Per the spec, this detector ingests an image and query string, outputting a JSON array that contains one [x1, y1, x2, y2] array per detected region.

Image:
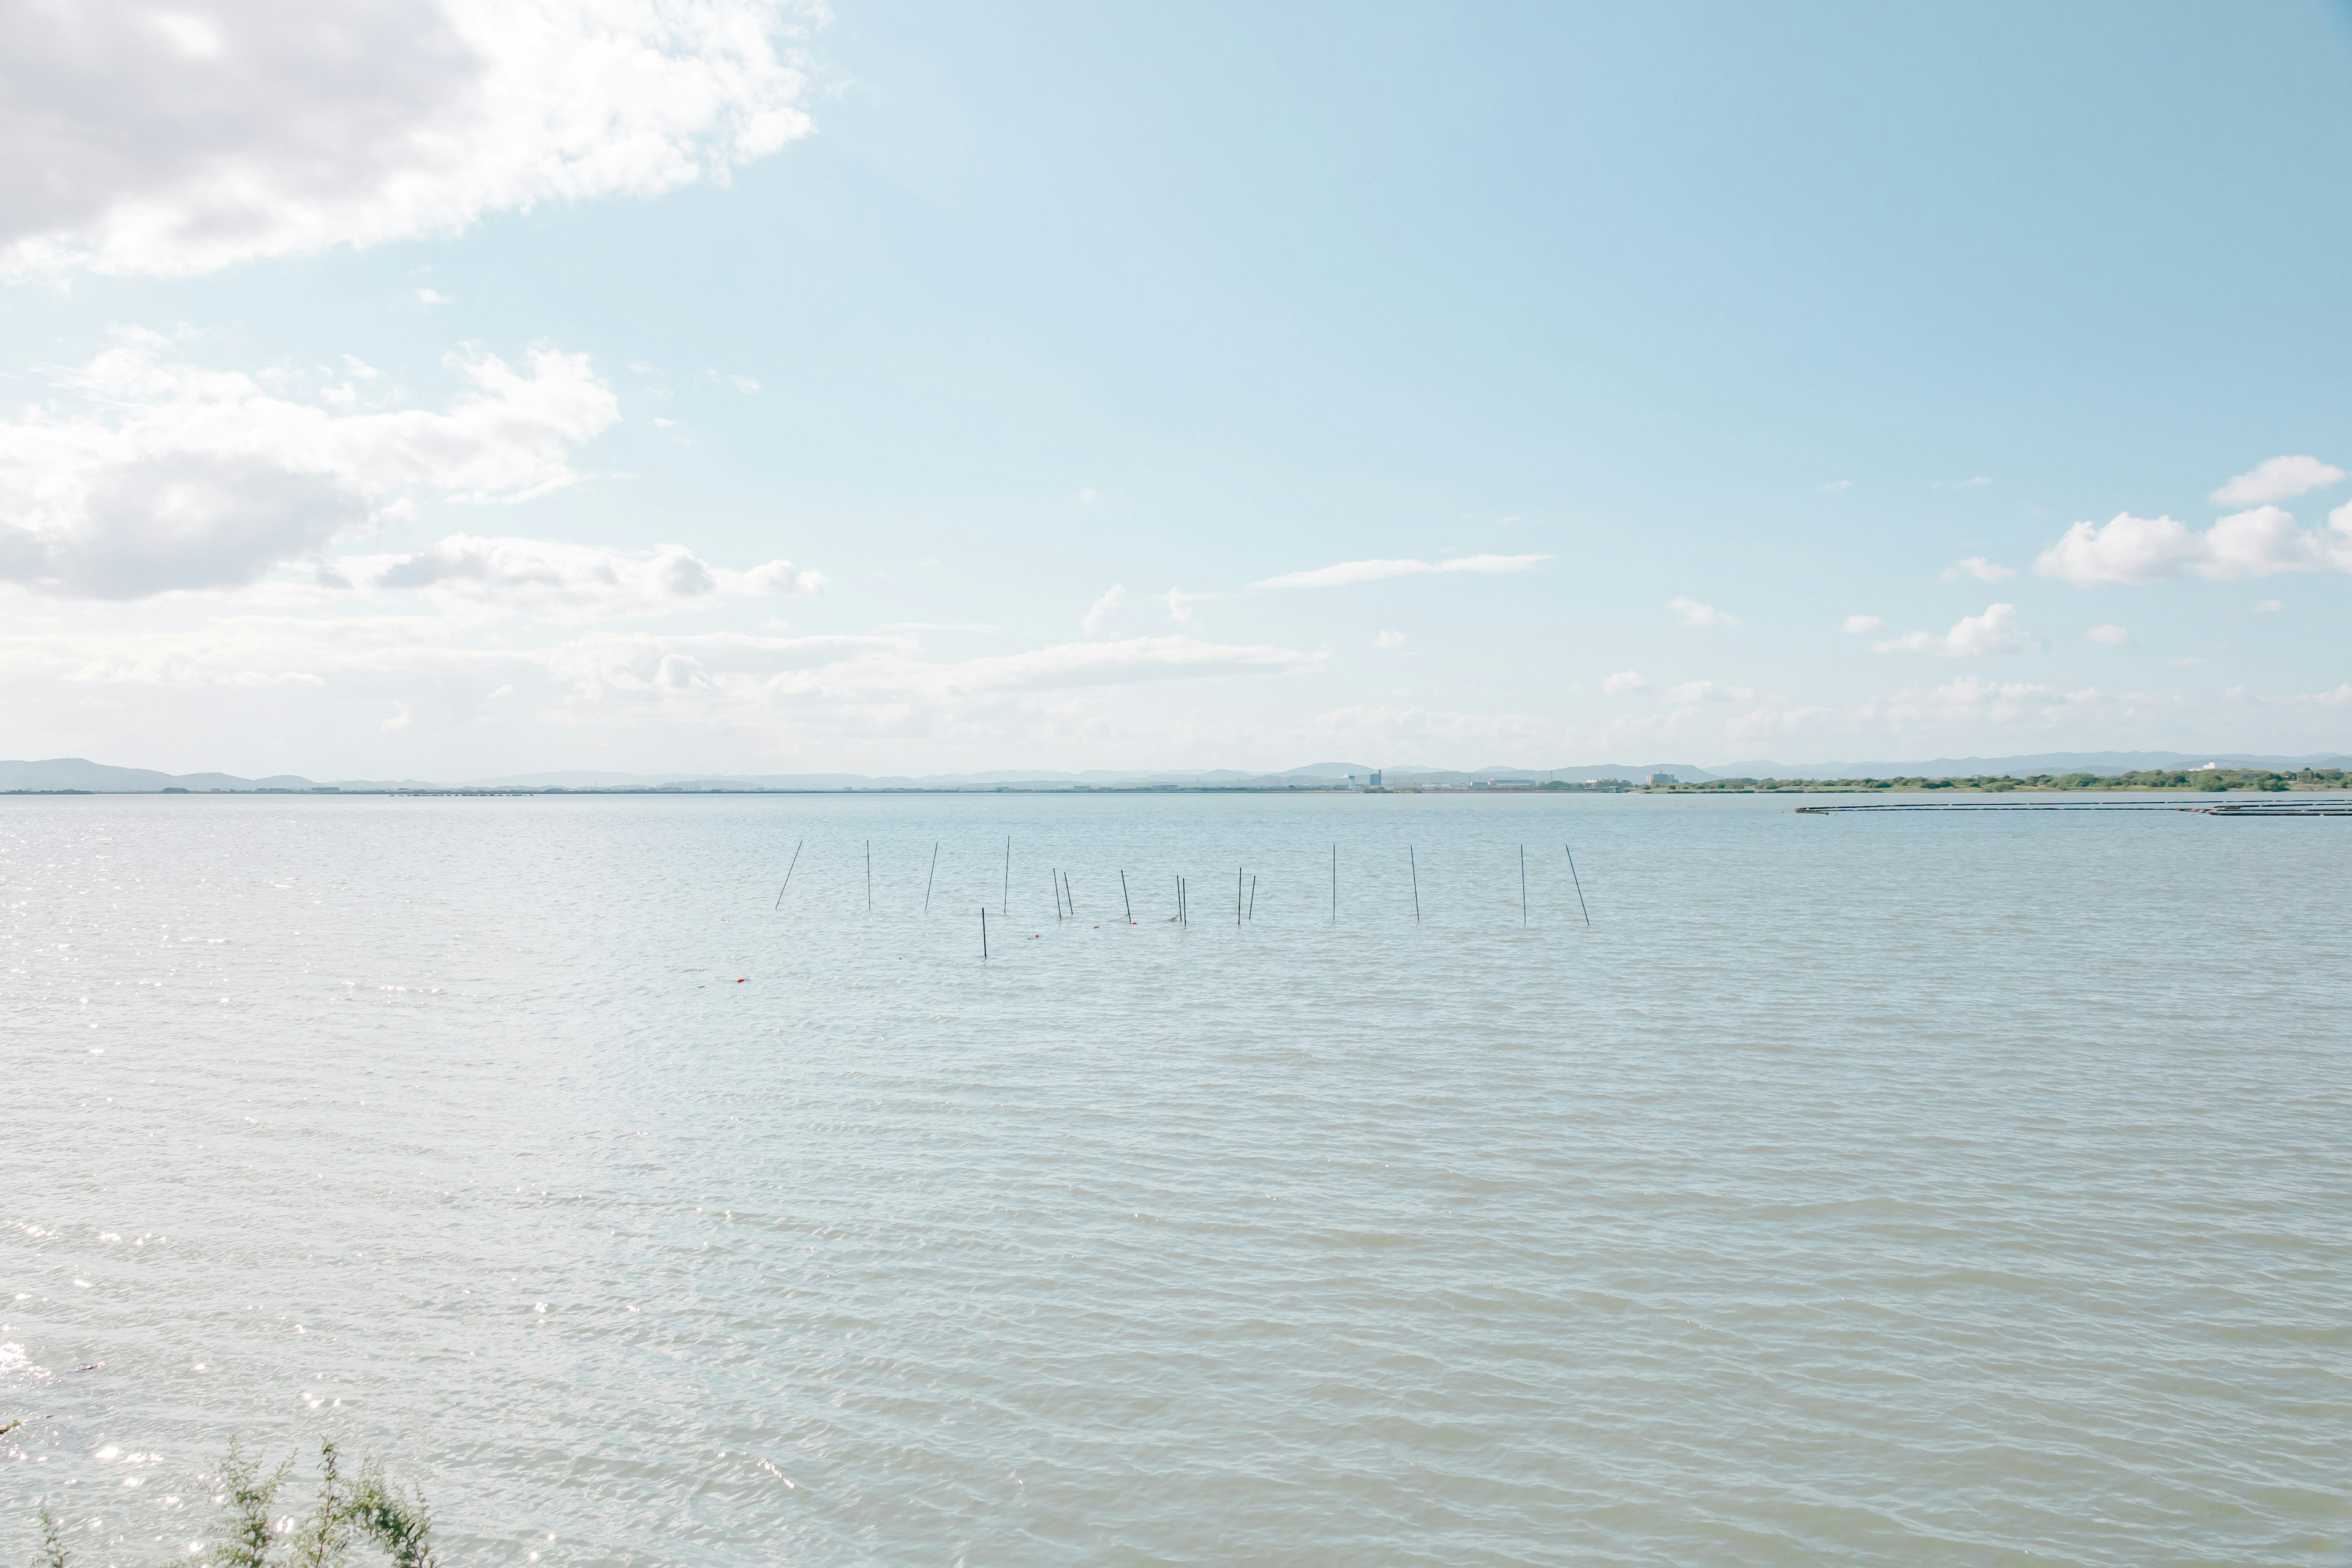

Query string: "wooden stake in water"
[[1236, 867, 1243, 925], [1120, 869, 1133, 923], [1248, 875, 1256, 920], [1520, 845, 1528, 926], [1051, 869, 1061, 921], [1565, 845, 1590, 926], [981, 907, 988, 959], [1063, 870, 1075, 918], [1330, 843, 1336, 924], [865, 840, 872, 913], [1003, 835, 1011, 916], [1409, 845, 1420, 921], [924, 841, 939, 913], [774, 838, 804, 910]]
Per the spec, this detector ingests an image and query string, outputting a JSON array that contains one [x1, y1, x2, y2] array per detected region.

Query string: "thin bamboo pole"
[[773, 839, 803, 910]]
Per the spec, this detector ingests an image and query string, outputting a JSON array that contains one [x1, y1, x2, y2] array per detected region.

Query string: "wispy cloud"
[[1248, 553, 1549, 591], [352, 535, 824, 622], [1666, 679, 1753, 704], [1841, 614, 1883, 635], [1872, 603, 2030, 656], [1942, 556, 2015, 582], [2211, 454, 2345, 507], [1602, 669, 1647, 695], [2084, 624, 2131, 646], [1082, 583, 1126, 634], [1373, 629, 1407, 650], [1668, 597, 1737, 628]]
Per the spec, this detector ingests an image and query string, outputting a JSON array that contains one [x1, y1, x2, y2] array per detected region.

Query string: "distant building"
[[1648, 772, 1675, 785], [1369, 770, 1382, 787]]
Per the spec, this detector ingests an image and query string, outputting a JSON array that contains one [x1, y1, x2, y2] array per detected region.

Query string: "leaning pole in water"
[[1565, 846, 1590, 925], [1409, 845, 1420, 921], [774, 839, 804, 910], [1120, 869, 1133, 923], [1520, 845, 1528, 927], [924, 841, 938, 912]]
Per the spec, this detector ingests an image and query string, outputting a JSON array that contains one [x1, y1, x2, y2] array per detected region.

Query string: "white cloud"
[[1074, 488, 1099, 504], [1665, 679, 1752, 704], [2302, 683, 2352, 706], [2084, 624, 2131, 646], [2211, 454, 2345, 507], [1818, 480, 1851, 495], [2035, 507, 2352, 586], [1872, 603, 2029, 657], [2255, 598, 2282, 613], [1082, 583, 1126, 635], [1954, 476, 1991, 489], [417, 288, 451, 306], [1942, 556, 2015, 582], [0, 333, 618, 597], [1667, 597, 1736, 628], [0, 0, 820, 276], [1162, 587, 1206, 624], [1373, 628, 1407, 650], [1841, 614, 1883, 635], [1248, 553, 1550, 591], [1601, 669, 1647, 695], [727, 374, 760, 395], [1933, 676, 2054, 709], [2165, 657, 2209, 668], [353, 534, 823, 620]]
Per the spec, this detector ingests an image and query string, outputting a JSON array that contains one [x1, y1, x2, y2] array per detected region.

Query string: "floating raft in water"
[[1796, 798, 2352, 816]]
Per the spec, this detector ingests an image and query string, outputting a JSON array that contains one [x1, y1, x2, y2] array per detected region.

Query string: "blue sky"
[[3, 0, 2348, 777]]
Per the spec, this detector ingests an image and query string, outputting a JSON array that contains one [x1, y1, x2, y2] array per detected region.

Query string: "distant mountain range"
[[3, 751, 2345, 795]]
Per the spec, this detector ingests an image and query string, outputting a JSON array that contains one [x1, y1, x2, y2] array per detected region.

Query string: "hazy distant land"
[[5, 752, 2350, 797]]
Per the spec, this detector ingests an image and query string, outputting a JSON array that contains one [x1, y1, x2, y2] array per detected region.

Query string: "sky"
[[2, 0, 2350, 779]]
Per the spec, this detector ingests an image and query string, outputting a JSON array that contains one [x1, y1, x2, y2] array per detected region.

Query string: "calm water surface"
[[2, 793, 2346, 1566]]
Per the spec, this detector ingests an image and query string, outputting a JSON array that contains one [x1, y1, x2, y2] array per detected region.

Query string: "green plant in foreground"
[[32, 1512, 67, 1568], [28, 1441, 433, 1568]]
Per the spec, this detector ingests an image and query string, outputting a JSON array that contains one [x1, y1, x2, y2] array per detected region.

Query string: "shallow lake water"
[[2, 791, 2346, 1565]]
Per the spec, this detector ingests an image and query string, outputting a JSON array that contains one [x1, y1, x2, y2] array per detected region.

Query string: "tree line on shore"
[[1643, 767, 2348, 794]]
